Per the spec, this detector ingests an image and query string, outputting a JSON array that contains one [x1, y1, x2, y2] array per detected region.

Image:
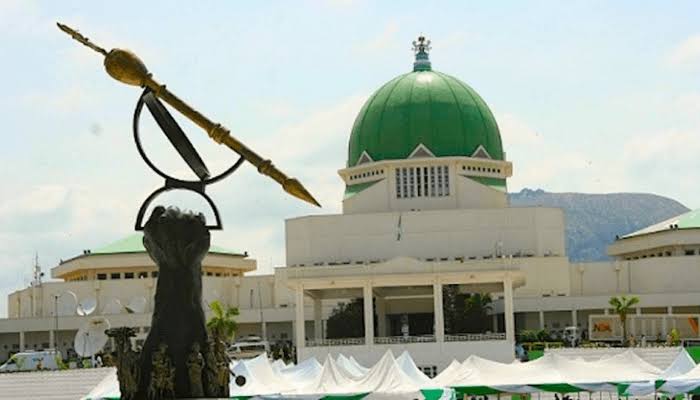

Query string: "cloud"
[[667, 34, 700, 67], [354, 21, 400, 55], [674, 92, 700, 115]]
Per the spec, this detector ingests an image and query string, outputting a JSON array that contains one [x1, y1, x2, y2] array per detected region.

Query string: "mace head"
[[104, 48, 151, 87]]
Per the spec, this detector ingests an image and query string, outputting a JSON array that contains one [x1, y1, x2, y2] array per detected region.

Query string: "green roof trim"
[[533, 384, 586, 394], [348, 70, 503, 167], [344, 180, 382, 200], [467, 176, 507, 192], [91, 233, 244, 256]]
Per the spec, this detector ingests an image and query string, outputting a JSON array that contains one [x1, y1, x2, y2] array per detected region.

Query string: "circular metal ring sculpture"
[[132, 88, 244, 230]]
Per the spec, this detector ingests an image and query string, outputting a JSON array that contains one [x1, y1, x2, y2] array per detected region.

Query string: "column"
[[433, 282, 444, 342], [539, 311, 545, 330], [663, 306, 673, 337], [492, 314, 498, 332], [49, 330, 55, 349], [504, 274, 515, 342], [295, 285, 305, 350], [313, 297, 322, 341], [19, 331, 25, 351], [363, 283, 374, 346], [376, 296, 387, 337], [261, 321, 268, 341], [571, 309, 578, 326]]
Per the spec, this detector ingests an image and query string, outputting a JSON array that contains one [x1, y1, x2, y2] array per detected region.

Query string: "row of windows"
[[96, 271, 235, 280], [462, 165, 501, 174], [97, 271, 155, 280], [625, 249, 699, 260], [395, 166, 450, 199], [349, 169, 384, 181]]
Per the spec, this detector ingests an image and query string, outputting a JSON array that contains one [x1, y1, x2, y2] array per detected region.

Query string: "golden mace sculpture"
[[57, 23, 320, 208]]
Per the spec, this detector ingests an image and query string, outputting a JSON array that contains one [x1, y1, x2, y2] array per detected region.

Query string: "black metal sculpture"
[[56, 23, 324, 399], [132, 89, 245, 231]]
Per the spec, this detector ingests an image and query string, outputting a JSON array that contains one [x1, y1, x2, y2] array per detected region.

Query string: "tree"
[[206, 300, 239, 343], [442, 285, 463, 334], [608, 295, 639, 346], [326, 298, 367, 339], [464, 293, 493, 333]]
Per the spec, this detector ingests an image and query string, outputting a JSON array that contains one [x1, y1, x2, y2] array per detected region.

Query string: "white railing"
[[445, 333, 506, 342], [306, 338, 365, 347], [374, 335, 436, 344], [306, 333, 506, 347]]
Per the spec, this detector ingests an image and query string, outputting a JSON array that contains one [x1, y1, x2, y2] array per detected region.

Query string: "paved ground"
[[0, 367, 114, 400]]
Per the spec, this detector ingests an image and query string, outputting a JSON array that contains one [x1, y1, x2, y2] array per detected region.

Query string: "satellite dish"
[[77, 297, 97, 316], [125, 296, 147, 314], [101, 298, 123, 315], [74, 317, 110, 357], [57, 291, 78, 316]]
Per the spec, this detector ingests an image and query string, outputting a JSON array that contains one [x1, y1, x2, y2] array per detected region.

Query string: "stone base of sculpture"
[[108, 207, 233, 399]]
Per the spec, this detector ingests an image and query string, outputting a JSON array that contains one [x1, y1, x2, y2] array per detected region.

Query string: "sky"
[[1, 1, 699, 316]]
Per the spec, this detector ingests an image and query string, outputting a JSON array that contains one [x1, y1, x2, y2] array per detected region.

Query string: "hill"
[[508, 189, 690, 261]]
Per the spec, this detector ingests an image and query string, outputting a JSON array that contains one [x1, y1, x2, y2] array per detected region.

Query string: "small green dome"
[[347, 42, 503, 167]]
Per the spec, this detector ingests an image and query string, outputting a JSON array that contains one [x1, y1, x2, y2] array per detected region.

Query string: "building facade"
[[2, 38, 699, 371]]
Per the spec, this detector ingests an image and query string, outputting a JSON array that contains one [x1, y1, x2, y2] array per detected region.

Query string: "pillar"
[[49, 330, 55, 349], [571, 309, 578, 326], [539, 311, 545, 330], [376, 296, 387, 337], [504, 274, 515, 342], [363, 283, 374, 346], [313, 297, 322, 341], [295, 285, 305, 350], [19, 331, 25, 351], [493, 314, 498, 332], [433, 282, 444, 342]]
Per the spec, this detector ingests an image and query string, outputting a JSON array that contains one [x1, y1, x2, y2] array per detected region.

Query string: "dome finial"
[[412, 35, 432, 71]]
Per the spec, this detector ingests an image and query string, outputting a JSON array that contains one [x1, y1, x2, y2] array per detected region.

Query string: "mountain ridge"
[[508, 189, 690, 261]]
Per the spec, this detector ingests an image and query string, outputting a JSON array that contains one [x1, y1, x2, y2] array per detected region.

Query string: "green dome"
[[347, 50, 503, 167]]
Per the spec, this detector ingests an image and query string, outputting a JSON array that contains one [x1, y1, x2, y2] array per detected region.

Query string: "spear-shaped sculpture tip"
[[56, 22, 108, 56], [284, 178, 321, 207]]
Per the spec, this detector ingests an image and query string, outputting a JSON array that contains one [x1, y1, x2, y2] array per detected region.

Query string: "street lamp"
[[51, 291, 77, 350]]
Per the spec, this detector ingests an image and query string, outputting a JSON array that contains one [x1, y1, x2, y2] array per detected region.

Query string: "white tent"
[[83, 348, 697, 399]]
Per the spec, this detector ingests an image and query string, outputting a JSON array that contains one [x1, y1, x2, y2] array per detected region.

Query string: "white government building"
[[2, 39, 699, 372]]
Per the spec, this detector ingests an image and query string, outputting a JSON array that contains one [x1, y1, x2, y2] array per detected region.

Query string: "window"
[[110, 273, 120, 280], [97, 273, 107, 280], [138, 272, 148, 278], [124, 272, 134, 279], [395, 165, 449, 199], [395, 169, 402, 198], [151, 271, 158, 278], [685, 249, 695, 256]]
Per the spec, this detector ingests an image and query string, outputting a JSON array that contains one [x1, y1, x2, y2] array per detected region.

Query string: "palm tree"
[[207, 300, 239, 343], [608, 295, 639, 346], [464, 293, 493, 333]]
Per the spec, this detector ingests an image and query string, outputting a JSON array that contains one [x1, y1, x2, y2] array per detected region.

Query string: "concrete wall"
[[570, 256, 700, 296], [286, 207, 566, 267]]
